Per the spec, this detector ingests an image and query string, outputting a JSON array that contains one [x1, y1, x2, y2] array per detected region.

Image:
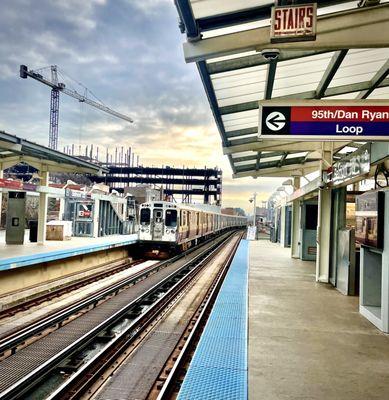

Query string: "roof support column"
[[316, 143, 333, 282], [291, 176, 301, 259], [37, 170, 49, 245], [93, 198, 100, 238], [0, 164, 3, 229]]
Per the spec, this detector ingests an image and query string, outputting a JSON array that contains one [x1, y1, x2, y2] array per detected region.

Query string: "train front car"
[[138, 201, 247, 258], [139, 201, 179, 258]]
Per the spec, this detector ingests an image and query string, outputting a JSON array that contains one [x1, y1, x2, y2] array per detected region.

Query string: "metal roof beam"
[[233, 161, 320, 178], [219, 77, 389, 115], [224, 140, 349, 155], [207, 50, 330, 75], [225, 127, 257, 138], [174, 0, 200, 40], [278, 152, 288, 167], [315, 49, 348, 98], [255, 152, 261, 170], [194, 1, 355, 33], [235, 156, 308, 173], [183, 5, 389, 63], [356, 59, 389, 99], [232, 151, 284, 163], [265, 59, 277, 100]]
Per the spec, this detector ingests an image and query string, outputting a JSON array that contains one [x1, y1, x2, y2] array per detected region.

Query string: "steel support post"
[[0, 166, 3, 229], [291, 177, 300, 258], [93, 199, 100, 238], [316, 143, 333, 282], [280, 205, 286, 247], [58, 197, 65, 221], [37, 170, 49, 244]]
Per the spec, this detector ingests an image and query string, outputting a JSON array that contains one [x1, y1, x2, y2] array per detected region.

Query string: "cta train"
[[138, 201, 246, 256]]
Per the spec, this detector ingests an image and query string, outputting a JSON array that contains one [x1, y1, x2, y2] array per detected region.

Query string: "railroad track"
[[0, 231, 239, 400], [0, 257, 145, 320], [48, 232, 243, 400]]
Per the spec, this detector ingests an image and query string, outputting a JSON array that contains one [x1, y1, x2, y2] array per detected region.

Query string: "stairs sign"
[[270, 3, 317, 43]]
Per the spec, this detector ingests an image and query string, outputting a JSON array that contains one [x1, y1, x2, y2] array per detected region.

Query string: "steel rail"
[[46, 232, 238, 400], [0, 234, 221, 356], [0, 232, 235, 400], [156, 232, 244, 400], [0, 258, 144, 320]]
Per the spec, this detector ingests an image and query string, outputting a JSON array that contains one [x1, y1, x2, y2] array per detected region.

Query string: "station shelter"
[[174, 0, 389, 332], [0, 131, 133, 245]]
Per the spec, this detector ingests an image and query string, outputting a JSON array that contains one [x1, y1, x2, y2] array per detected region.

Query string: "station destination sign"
[[259, 100, 389, 141], [270, 3, 317, 43], [325, 144, 371, 187]]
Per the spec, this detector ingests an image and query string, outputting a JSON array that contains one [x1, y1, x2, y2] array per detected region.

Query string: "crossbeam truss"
[[175, 1, 389, 178]]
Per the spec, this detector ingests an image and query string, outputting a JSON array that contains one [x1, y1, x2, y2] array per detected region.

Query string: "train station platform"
[[249, 240, 389, 400], [0, 231, 138, 271], [178, 239, 249, 399]]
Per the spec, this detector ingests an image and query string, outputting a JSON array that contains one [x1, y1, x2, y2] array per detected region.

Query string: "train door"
[[152, 207, 164, 240]]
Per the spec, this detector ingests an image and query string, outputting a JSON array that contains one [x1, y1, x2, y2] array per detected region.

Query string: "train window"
[[165, 210, 177, 227], [140, 208, 151, 225]]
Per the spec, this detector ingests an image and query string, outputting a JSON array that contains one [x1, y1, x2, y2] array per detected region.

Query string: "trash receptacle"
[[29, 220, 38, 242]]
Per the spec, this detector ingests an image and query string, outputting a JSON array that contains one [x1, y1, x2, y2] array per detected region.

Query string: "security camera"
[[261, 49, 280, 61], [318, 181, 326, 190]]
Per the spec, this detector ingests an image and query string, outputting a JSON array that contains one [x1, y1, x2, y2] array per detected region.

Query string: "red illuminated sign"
[[271, 3, 317, 43]]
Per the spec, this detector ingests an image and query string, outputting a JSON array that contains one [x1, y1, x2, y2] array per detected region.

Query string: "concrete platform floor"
[[249, 240, 389, 400], [0, 229, 137, 259]]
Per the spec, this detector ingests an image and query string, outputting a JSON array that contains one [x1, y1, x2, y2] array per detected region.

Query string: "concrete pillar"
[[316, 144, 333, 283], [93, 198, 100, 238], [37, 170, 49, 245], [291, 177, 300, 258]]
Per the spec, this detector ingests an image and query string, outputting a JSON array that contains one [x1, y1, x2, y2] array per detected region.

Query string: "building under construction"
[[7, 143, 222, 205]]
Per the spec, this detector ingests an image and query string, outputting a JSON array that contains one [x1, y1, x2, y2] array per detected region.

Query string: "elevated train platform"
[[0, 232, 138, 303], [177, 238, 389, 400], [178, 239, 249, 399], [0, 231, 138, 272], [248, 240, 389, 400]]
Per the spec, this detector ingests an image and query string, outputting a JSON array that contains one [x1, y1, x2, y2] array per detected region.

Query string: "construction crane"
[[20, 65, 133, 150]]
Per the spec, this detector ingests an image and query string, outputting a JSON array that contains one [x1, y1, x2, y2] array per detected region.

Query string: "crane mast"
[[20, 64, 133, 150]]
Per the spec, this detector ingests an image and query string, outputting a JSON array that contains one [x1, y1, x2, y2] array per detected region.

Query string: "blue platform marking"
[[0, 234, 138, 271], [178, 239, 249, 400]]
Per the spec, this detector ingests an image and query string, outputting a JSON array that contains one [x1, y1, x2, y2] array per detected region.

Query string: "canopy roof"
[[175, 1, 389, 178], [0, 130, 107, 175]]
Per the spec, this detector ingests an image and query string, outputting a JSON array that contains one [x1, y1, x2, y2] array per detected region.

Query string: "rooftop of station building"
[[0, 130, 107, 175], [175, 1, 389, 179]]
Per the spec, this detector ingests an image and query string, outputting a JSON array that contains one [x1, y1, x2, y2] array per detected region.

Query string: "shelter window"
[[140, 208, 151, 225], [165, 210, 177, 227]]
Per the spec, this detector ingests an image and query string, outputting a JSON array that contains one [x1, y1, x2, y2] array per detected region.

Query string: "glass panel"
[[225, 122, 258, 132], [365, 86, 389, 99], [140, 208, 150, 225], [272, 52, 335, 97], [190, 0, 270, 19], [329, 49, 389, 88], [222, 109, 258, 122], [165, 210, 177, 227], [286, 152, 308, 159]]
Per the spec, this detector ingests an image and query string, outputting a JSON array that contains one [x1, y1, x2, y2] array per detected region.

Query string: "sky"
[[0, 0, 283, 213]]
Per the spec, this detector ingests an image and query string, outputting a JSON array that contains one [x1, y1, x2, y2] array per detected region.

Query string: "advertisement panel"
[[355, 191, 385, 249], [259, 100, 389, 141]]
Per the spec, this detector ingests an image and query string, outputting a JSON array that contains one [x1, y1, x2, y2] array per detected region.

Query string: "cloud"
[[0, 0, 282, 213]]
